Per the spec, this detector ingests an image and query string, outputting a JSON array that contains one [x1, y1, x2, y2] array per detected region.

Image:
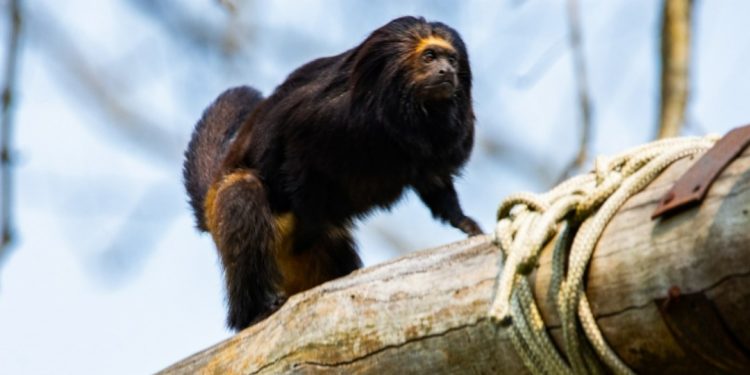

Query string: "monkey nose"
[[438, 64, 456, 76], [438, 67, 457, 84]]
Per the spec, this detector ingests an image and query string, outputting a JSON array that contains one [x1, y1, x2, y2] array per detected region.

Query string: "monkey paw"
[[457, 217, 483, 237]]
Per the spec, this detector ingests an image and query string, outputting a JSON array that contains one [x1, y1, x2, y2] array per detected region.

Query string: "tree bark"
[[160, 147, 750, 375]]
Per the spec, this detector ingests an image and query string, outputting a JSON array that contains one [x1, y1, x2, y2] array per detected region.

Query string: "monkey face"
[[411, 37, 459, 101]]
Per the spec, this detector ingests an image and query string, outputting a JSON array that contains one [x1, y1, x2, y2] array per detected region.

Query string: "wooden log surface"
[[160, 148, 750, 375]]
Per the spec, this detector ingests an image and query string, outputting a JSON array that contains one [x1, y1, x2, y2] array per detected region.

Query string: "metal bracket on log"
[[652, 124, 750, 218]]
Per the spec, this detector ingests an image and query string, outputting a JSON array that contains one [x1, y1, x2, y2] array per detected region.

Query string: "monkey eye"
[[423, 49, 436, 63], [448, 55, 457, 66]]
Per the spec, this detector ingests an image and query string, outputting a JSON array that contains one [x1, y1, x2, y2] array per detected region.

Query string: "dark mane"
[[225, 16, 474, 184], [349, 17, 473, 135]]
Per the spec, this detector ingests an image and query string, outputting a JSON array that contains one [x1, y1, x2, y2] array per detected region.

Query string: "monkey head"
[[350, 17, 472, 108], [411, 36, 460, 101]]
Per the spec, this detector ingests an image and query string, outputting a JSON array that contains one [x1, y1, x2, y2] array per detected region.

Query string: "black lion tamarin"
[[183, 16, 481, 331]]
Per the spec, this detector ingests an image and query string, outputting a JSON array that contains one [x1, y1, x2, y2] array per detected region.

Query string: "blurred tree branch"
[[21, 6, 201, 281], [0, 0, 22, 269], [513, 39, 565, 88], [217, 0, 238, 14], [480, 137, 558, 187], [21, 2, 259, 282], [28, 9, 184, 166], [657, 0, 692, 139], [127, 0, 244, 56], [371, 222, 411, 255], [91, 181, 182, 287], [557, 0, 593, 182]]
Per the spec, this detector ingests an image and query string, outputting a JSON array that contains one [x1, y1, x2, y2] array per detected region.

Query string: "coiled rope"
[[489, 135, 719, 375]]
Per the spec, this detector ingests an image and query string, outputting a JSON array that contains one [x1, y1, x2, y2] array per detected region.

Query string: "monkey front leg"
[[414, 176, 483, 236]]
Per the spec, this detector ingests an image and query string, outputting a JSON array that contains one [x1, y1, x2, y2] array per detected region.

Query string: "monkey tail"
[[183, 86, 264, 231]]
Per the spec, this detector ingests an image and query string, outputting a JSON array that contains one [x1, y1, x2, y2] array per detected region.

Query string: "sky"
[[1, 0, 750, 374]]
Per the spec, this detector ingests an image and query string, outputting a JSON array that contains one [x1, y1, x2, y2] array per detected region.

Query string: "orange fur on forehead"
[[414, 35, 455, 53]]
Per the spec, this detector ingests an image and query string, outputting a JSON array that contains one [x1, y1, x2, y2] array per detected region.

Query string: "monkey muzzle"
[[421, 61, 458, 100], [422, 79, 456, 100]]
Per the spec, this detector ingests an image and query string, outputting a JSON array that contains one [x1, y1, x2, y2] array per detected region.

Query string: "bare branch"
[[557, 0, 593, 182], [0, 0, 23, 268], [657, 0, 692, 139]]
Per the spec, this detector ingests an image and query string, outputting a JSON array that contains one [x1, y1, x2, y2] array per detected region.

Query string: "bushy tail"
[[183, 86, 264, 231]]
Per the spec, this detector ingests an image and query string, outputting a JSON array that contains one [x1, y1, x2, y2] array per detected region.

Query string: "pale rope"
[[489, 135, 720, 375]]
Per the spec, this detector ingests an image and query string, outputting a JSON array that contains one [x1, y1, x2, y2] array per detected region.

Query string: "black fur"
[[183, 86, 264, 231], [184, 16, 481, 331], [209, 170, 280, 329]]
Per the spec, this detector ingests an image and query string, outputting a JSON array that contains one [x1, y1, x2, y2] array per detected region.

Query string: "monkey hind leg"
[[205, 169, 283, 331], [277, 225, 363, 296]]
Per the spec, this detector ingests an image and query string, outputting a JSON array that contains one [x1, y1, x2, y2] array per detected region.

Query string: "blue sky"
[[1, 1, 749, 373]]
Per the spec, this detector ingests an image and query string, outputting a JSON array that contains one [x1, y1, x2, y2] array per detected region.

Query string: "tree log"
[[160, 147, 750, 374]]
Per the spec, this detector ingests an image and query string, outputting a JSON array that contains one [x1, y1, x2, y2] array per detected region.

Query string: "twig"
[[0, 0, 23, 266], [657, 0, 693, 139], [557, 0, 593, 183]]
